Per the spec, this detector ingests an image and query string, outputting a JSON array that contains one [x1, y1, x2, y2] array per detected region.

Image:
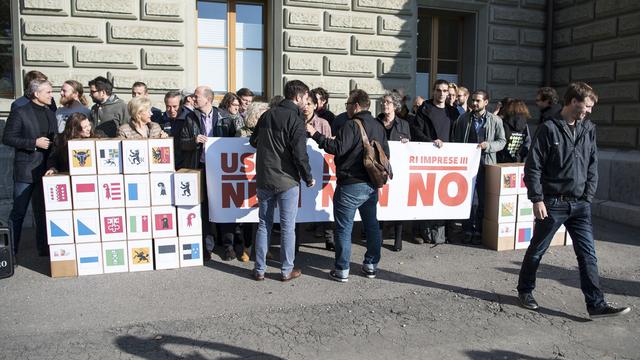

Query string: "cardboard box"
[[102, 241, 128, 273], [49, 244, 77, 278], [126, 207, 152, 240], [95, 139, 123, 174], [517, 195, 534, 222], [100, 208, 127, 242], [73, 209, 101, 243], [177, 205, 202, 237], [46, 210, 74, 245], [154, 237, 180, 270], [68, 138, 97, 175], [482, 219, 515, 251], [71, 175, 99, 210], [124, 174, 151, 208], [174, 169, 203, 206], [43, 174, 72, 211], [517, 167, 527, 194], [122, 139, 149, 174], [550, 224, 566, 247], [485, 163, 522, 196], [76, 242, 103, 276], [484, 194, 517, 223], [149, 172, 174, 206], [128, 239, 154, 272], [97, 174, 125, 208], [148, 138, 175, 173], [151, 206, 177, 238], [179, 236, 204, 267], [515, 221, 534, 250]]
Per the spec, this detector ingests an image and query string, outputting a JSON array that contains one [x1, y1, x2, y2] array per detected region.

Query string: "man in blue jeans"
[[518, 82, 630, 318], [250, 80, 314, 282], [307, 89, 389, 282]]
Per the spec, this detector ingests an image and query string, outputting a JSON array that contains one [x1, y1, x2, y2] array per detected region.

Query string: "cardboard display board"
[[124, 174, 151, 208], [43, 174, 72, 211], [68, 139, 97, 175], [49, 244, 77, 278], [154, 237, 180, 270], [122, 140, 149, 174], [177, 205, 202, 237], [76, 242, 103, 276], [96, 139, 123, 174], [128, 239, 154, 272], [482, 220, 515, 251], [174, 169, 203, 206], [73, 209, 101, 243], [71, 175, 99, 210], [126, 207, 152, 240], [149, 172, 174, 206], [46, 210, 74, 245], [100, 208, 127, 242], [179, 236, 204, 267], [485, 163, 522, 196], [515, 221, 534, 250], [148, 138, 175, 173], [102, 241, 129, 273], [517, 169, 527, 195], [484, 194, 517, 223], [517, 195, 534, 222], [151, 206, 177, 238], [97, 174, 125, 208]]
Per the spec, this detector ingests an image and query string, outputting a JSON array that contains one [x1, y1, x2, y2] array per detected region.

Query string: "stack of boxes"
[[44, 138, 204, 278], [482, 163, 568, 251]]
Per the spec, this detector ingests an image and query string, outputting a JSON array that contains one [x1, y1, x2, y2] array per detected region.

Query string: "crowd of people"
[[2, 70, 630, 318]]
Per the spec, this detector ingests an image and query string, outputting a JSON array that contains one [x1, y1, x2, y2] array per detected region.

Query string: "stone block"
[[594, 149, 615, 199], [571, 62, 615, 82], [377, 58, 411, 79], [553, 28, 572, 47], [596, 0, 640, 17], [283, 8, 321, 31], [282, 75, 350, 97], [490, 46, 544, 65], [596, 126, 638, 148], [616, 59, 640, 80], [614, 105, 640, 126], [110, 71, 183, 91], [73, 45, 138, 69], [520, 29, 545, 47], [572, 18, 617, 44], [490, 26, 518, 45], [618, 13, 640, 36], [487, 85, 539, 102], [21, 0, 68, 16], [490, 6, 545, 27], [141, 48, 184, 70], [518, 67, 544, 85], [284, 31, 349, 54], [608, 151, 640, 204], [283, 0, 349, 10], [554, 0, 575, 9], [596, 82, 639, 103], [554, 2, 594, 28], [593, 36, 640, 60], [324, 56, 375, 78], [593, 200, 640, 228], [589, 104, 612, 125], [488, 65, 517, 84], [492, 0, 519, 5], [521, 0, 546, 9], [349, 78, 409, 96], [283, 53, 322, 75], [141, 0, 184, 22], [377, 15, 411, 37], [351, 35, 411, 58], [552, 44, 591, 65], [72, 0, 137, 19], [21, 43, 69, 67], [107, 22, 183, 46], [552, 67, 570, 86], [324, 11, 376, 34], [21, 18, 103, 43], [29, 68, 107, 88], [352, 0, 412, 15]]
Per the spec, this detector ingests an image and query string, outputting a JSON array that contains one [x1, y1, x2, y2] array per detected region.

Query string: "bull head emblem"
[[73, 150, 91, 167]]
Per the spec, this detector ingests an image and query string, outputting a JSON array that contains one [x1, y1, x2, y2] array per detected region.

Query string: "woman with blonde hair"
[[237, 102, 269, 138], [118, 96, 168, 139]]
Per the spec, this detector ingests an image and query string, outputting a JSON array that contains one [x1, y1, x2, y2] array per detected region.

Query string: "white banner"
[[205, 138, 481, 223]]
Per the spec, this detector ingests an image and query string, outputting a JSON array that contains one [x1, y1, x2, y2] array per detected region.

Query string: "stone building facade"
[[0, 0, 639, 226]]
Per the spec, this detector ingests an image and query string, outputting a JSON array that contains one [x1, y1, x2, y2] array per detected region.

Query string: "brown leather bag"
[[353, 118, 392, 188]]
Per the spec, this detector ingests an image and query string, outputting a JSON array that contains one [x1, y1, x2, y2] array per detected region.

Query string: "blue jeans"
[[333, 182, 382, 278], [9, 181, 47, 255], [254, 186, 299, 276], [517, 198, 606, 310]]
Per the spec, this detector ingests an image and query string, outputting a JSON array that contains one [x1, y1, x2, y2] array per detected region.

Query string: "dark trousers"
[[9, 181, 47, 255], [463, 164, 486, 235], [219, 223, 253, 250], [517, 198, 606, 310]]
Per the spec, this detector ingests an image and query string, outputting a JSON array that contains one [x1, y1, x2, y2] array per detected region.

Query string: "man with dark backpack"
[[307, 89, 390, 283]]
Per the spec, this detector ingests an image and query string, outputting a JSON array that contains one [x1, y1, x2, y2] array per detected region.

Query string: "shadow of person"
[[115, 334, 285, 360], [465, 349, 549, 360]]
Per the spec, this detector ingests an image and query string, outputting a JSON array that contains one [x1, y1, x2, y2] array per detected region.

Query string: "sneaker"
[[518, 292, 539, 310], [361, 266, 377, 279], [239, 248, 250, 262], [588, 303, 631, 319], [222, 246, 236, 261], [329, 270, 348, 283]]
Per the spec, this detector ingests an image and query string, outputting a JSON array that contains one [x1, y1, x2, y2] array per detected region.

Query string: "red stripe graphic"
[[76, 183, 96, 193], [409, 166, 468, 171]]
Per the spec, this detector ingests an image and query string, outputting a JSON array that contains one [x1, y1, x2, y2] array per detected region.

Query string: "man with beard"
[[55, 80, 91, 132], [88, 76, 128, 137]]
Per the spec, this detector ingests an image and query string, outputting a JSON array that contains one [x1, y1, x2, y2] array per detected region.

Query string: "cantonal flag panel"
[[518, 228, 531, 243], [76, 183, 96, 193], [182, 243, 200, 260], [158, 244, 176, 254], [155, 214, 173, 230], [131, 247, 151, 264], [128, 183, 139, 201], [104, 216, 124, 234], [105, 249, 125, 266], [48, 184, 69, 202], [129, 215, 149, 233]]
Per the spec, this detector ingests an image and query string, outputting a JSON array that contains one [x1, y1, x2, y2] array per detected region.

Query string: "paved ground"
[[1, 217, 639, 360]]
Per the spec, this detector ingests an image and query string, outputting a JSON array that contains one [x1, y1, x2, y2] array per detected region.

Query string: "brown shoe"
[[281, 268, 302, 282], [253, 270, 265, 281]]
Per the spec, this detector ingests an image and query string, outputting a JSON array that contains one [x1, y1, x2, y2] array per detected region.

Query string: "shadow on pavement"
[[13, 227, 50, 276], [115, 334, 285, 359], [465, 349, 549, 360]]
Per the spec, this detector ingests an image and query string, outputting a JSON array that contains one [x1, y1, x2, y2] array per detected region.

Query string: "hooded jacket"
[[91, 94, 129, 138]]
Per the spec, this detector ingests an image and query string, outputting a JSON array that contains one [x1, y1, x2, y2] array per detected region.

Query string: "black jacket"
[[172, 107, 225, 170], [497, 114, 531, 163], [539, 103, 562, 124], [524, 115, 598, 203], [249, 99, 313, 192], [376, 113, 411, 141], [2, 102, 57, 183], [410, 101, 459, 142], [312, 110, 390, 186]]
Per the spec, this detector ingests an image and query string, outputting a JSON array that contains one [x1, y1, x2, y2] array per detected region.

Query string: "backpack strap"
[[353, 118, 370, 147]]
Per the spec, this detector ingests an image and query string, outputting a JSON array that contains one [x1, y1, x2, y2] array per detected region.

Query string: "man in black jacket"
[[250, 80, 314, 282], [517, 82, 630, 319], [307, 89, 389, 282], [3, 79, 57, 257]]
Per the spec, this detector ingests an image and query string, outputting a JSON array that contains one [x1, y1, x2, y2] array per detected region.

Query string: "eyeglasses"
[[383, 100, 393, 105]]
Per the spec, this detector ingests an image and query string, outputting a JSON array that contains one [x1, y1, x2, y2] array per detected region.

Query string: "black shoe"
[[518, 292, 539, 310], [328, 270, 348, 283], [222, 246, 236, 261], [361, 266, 376, 279], [588, 303, 631, 319], [325, 241, 335, 251]]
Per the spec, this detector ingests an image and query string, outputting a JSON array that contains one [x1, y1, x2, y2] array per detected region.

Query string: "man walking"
[[517, 82, 630, 319], [250, 80, 314, 281]]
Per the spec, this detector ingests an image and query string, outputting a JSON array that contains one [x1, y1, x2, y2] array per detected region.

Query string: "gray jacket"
[[91, 94, 129, 137], [452, 111, 506, 165]]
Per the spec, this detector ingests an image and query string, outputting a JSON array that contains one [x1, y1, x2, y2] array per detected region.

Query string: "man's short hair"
[[537, 87, 559, 104], [164, 90, 182, 104], [284, 80, 309, 100], [348, 89, 370, 110], [132, 81, 148, 91], [471, 89, 490, 101], [23, 70, 47, 92], [563, 82, 598, 106], [236, 87, 254, 97], [88, 76, 114, 96], [196, 86, 214, 103], [28, 79, 52, 98], [458, 86, 469, 96], [433, 79, 450, 91], [311, 87, 329, 101]]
